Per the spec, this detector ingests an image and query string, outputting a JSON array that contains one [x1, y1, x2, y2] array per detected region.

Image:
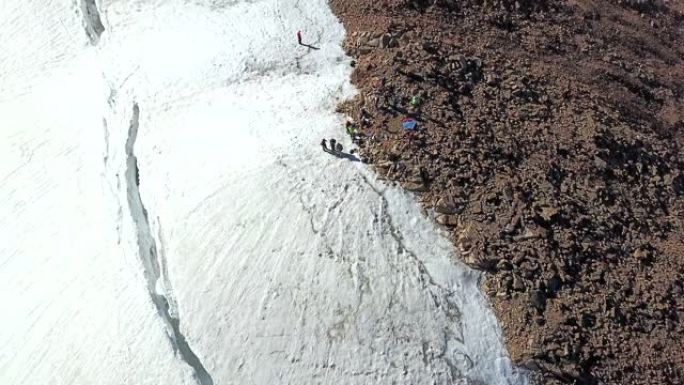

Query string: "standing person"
[[297, 30, 302, 45], [320, 139, 327, 151], [345, 120, 356, 137], [329, 138, 337, 153]]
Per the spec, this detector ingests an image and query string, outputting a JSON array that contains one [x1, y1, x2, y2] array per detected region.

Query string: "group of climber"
[[298, 29, 423, 159], [320, 138, 343, 153], [320, 119, 366, 157]]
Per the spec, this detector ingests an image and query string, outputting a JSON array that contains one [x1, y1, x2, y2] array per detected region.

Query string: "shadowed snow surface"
[[0, 1, 528, 385]]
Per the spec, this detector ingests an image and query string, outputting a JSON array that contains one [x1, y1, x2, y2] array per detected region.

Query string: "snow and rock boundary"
[[329, 0, 684, 384]]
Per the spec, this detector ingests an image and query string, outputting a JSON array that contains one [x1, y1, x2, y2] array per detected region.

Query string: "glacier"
[[0, 1, 529, 384]]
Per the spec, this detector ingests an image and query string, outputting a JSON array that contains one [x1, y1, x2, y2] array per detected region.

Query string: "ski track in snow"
[[0, 1, 529, 385]]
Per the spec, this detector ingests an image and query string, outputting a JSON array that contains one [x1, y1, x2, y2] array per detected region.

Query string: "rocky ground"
[[329, 0, 684, 384]]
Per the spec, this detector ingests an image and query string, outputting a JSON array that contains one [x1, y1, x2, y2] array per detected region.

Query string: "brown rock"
[[457, 223, 482, 254], [436, 214, 459, 227], [497, 259, 513, 271], [434, 196, 459, 214], [530, 290, 547, 312], [540, 206, 559, 222], [403, 181, 427, 192], [380, 34, 391, 49], [513, 274, 526, 291]]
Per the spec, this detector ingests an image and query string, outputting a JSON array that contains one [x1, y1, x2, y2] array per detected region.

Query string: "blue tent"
[[401, 118, 417, 130]]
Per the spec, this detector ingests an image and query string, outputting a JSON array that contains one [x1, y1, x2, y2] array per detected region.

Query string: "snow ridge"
[[124, 103, 214, 385], [79, 0, 105, 45]]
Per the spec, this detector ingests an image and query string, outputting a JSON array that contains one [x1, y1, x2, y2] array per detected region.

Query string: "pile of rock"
[[331, 0, 684, 383]]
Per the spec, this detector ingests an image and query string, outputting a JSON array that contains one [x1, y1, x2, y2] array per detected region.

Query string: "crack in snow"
[[124, 103, 214, 385], [79, 0, 105, 45], [102, 118, 109, 165]]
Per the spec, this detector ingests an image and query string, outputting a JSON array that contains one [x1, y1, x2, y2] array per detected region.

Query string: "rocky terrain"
[[329, 0, 684, 383]]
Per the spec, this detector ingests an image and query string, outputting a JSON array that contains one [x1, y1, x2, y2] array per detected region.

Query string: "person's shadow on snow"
[[300, 43, 319, 50], [323, 148, 360, 162]]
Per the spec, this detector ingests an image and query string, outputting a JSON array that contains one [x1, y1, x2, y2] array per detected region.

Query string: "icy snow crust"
[[0, 1, 528, 384]]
